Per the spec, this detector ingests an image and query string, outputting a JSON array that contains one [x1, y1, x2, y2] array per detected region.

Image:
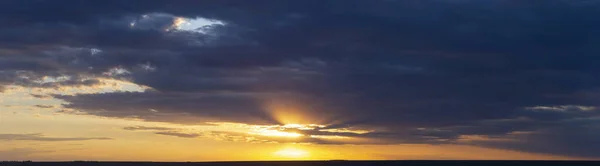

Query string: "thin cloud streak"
[[0, 133, 112, 142]]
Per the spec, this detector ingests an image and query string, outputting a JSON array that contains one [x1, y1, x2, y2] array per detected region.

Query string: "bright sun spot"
[[274, 148, 309, 158]]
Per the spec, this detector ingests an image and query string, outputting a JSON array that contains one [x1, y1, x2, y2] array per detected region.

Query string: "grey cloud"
[[466, 125, 600, 158], [54, 92, 277, 125]]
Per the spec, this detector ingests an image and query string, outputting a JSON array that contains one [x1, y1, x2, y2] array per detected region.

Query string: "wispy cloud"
[[30, 94, 51, 99], [154, 131, 202, 138], [0, 133, 112, 141], [33, 105, 55, 109], [123, 126, 174, 131], [525, 105, 596, 112]]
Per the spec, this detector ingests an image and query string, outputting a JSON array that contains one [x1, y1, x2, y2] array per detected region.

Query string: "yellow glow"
[[173, 17, 187, 28], [283, 124, 325, 130], [263, 99, 312, 124], [282, 124, 306, 128], [274, 148, 309, 158], [310, 135, 351, 139], [1, 84, 587, 161], [250, 129, 303, 138], [319, 128, 371, 134]]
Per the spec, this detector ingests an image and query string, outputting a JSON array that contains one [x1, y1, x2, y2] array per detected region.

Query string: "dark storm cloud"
[[2, 0, 600, 158], [54, 91, 278, 124], [0, 133, 112, 141]]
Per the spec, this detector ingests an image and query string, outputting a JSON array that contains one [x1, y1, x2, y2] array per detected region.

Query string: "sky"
[[1, 0, 600, 161]]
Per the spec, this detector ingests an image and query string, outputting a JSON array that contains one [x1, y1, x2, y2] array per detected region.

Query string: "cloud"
[[2, 0, 600, 158], [464, 124, 600, 158], [525, 105, 596, 112], [0, 133, 112, 142], [123, 126, 174, 131], [30, 94, 51, 99], [123, 123, 455, 145], [33, 105, 54, 109], [54, 92, 276, 124], [122, 125, 202, 138], [154, 131, 202, 138]]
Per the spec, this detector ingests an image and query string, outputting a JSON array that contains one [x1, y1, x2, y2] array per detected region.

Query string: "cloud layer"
[[0, 133, 112, 141], [2, 0, 600, 158]]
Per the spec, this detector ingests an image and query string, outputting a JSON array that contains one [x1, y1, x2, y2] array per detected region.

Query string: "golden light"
[[262, 99, 314, 125], [310, 135, 351, 139], [250, 129, 303, 138], [172, 17, 187, 28], [319, 128, 371, 134], [274, 148, 309, 158], [282, 124, 325, 130]]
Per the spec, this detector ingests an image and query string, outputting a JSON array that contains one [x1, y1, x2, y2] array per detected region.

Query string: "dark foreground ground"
[[2, 161, 600, 166]]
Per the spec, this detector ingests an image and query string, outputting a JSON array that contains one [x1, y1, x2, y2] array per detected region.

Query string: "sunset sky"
[[1, 0, 600, 161]]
